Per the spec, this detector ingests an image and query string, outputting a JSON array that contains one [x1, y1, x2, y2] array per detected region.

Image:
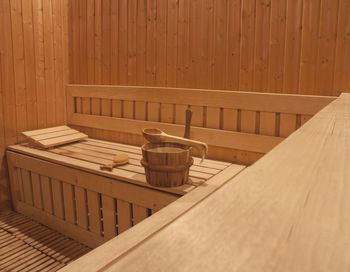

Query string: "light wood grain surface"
[[68, 0, 350, 97], [81, 93, 350, 272]]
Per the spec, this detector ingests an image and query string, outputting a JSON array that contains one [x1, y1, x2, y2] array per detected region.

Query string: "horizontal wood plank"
[[67, 85, 335, 115], [22, 126, 70, 137], [68, 114, 283, 154]]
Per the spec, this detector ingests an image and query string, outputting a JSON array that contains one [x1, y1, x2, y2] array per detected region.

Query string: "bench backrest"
[[66, 85, 335, 164]]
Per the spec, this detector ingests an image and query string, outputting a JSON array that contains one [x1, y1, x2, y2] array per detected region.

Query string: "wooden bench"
[[7, 131, 244, 248], [67, 85, 335, 164]]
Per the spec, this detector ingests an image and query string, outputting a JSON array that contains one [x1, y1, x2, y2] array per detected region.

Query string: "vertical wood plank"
[[117, 199, 132, 234], [239, 0, 256, 91], [283, 0, 303, 94], [136, 0, 147, 86], [61, 0, 70, 100], [268, 0, 287, 92], [148, 102, 160, 122], [198, 0, 210, 89], [75, 186, 88, 229], [260, 112, 276, 136], [188, 0, 201, 88], [146, 0, 157, 85], [315, 0, 340, 96], [156, 0, 167, 86], [33, 0, 47, 128], [31, 172, 42, 209], [253, 0, 271, 91], [21, 169, 33, 205], [128, 0, 137, 85], [110, 0, 119, 84], [82, 98, 91, 114], [75, 97, 82, 113], [79, 0, 87, 83], [62, 183, 75, 224], [207, 0, 214, 89], [133, 204, 148, 225], [51, 178, 64, 219], [118, 0, 128, 85], [42, 0, 57, 126], [22, 0, 38, 130], [206, 107, 220, 129], [226, 0, 241, 90], [166, 0, 178, 86], [176, 0, 190, 87], [101, 99, 111, 116], [222, 109, 238, 131], [135, 101, 147, 120], [333, 0, 350, 96], [7, 162, 21, 205], [212, 0, 227, 89], [101, 195, 116, 239], [240, 110, 256, 134], [191, 106, 204, 127], [52, 0, 66, 125], [101, 0, 111, 85], [280, 113, 297, 137], [10, 0, 28, 139], [1, 0, 18, 146], [91, 98, 101, 115], [175, 105, 187, 125], [40, 175, 53, 214], [299, 0, 321, 94], [123, 101, 134, 119], [160, 103, 174, 124], [87, 0, 95, 84], [94, 0, 102, 84], [71, 0, 80, 83], [87, 190, 101, 235], [112, 100, 122, 118], [16, 168, 25, 202]]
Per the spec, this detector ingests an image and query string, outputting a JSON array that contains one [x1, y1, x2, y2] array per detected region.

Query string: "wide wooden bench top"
[[8, 137, 242, 196]]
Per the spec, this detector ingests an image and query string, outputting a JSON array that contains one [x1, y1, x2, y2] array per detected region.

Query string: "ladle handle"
[[184, 106, 192, 139], [160, 134, 208, 154]]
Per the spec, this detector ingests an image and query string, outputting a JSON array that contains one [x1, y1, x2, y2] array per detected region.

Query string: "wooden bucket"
[[141, 142, 193, 187]]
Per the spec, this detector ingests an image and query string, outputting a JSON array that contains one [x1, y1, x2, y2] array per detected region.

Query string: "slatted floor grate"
[[0, 210, 91, 271]]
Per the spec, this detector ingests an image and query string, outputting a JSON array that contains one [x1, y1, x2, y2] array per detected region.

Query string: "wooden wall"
[[69, 0, 350, 96], [0, 0, 69, 209]]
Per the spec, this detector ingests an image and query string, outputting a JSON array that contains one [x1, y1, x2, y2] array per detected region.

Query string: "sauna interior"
[[1, 0, 350, 271]]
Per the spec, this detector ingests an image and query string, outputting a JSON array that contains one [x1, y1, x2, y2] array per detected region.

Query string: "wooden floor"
[[0, 210, 91, 272]]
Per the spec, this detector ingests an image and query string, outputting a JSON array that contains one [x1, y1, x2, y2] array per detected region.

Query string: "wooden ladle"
[[142, 128, 208, 158]]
